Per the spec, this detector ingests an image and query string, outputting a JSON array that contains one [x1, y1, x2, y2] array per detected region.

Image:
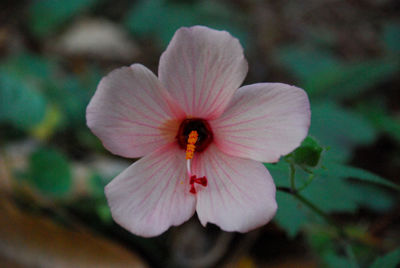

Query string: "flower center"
[[177, 120, 211, 194], [176, 118, 213, 152], [184, 130, 208, 194]]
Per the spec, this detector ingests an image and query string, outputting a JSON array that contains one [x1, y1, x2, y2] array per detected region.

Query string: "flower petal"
[[192, 144, 277, 232], [210, 83, 311, 163], [158, 26, 248, 119], [87, 64, 185, 158], [105, 144, 196, 237]]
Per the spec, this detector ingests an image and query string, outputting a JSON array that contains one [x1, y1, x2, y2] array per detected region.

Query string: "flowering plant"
[[87, 26, 310, 237]]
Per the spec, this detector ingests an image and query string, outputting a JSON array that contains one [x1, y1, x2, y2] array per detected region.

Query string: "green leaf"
[[358, 101, 400, 143], [309, 228, 360, 268], [96, 204, 112, 223], [351, 183, 396, 211], [269, 162, 314, 237], [272, 145, 396, 237], [0, 53, 84, 132], [157, 4, 200, 46], [304, 59, 399, 100], [308, 228, 335, 253], [28, 148, 72, 196], [318, 163, 400, 191], [89, 174, 109, 197], [0, 73, 46, 129], [383, 22, 400, 53], [292, 136, 323, 167], [125, 0, 198, 46], [264, 161, 290, 187], [276, 45, 340, 81], [274, 171, 393, 237], [323, 251, 355, 268], [274, 191, 312, 237], [370, 248, 400, 268], [313, 161, 396, 211], [29, 0, 98, 37], [124, 0, 248, 48], [276, 45, 399, 100], [310, 102, 377, 162], [58, 77, 92, 127], [43, 66, 99, 129], [193, 1, 249, 47], [124, 0, 165, 36], [0, 53, 54, 80], [288, 161, 393, 214], [301, 174, 360, 213]]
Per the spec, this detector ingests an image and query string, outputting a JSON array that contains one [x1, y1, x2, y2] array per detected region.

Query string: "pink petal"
[[210, 83, 310, 163], [192, 144, 277, 232], [158, 26, 248, 119], [87, 64, 185, 158], [105, 144, 196, 237]]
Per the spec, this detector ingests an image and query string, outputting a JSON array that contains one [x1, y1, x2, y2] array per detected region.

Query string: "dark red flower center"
[[176, 118, 213, 152]]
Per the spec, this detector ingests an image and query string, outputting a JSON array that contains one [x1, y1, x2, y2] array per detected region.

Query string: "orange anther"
[[185, 130, 198, 160]]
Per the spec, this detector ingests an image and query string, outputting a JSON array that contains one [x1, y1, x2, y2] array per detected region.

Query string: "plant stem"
[[289, 162, 296, 191], [276, 186, 344, 236], [344, 242, 359, 268], [297, 173, 315, 192], [292, 192, 336, 226], [276, 163, 359, 267]]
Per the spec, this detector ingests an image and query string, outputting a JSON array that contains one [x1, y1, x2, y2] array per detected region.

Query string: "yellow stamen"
[[185, 130, 198, 160]]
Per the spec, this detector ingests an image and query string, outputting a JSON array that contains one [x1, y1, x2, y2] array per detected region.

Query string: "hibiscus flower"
[[86, 26, 310, 237]]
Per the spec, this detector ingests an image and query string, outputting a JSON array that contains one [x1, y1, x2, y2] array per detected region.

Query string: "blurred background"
[[0, 0, 399, 267]]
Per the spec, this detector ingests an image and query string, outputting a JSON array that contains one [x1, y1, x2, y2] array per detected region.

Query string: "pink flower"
[[86, 26, 310, 237]]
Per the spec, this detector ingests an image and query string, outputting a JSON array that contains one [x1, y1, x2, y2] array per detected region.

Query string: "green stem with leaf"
[[277, 162, 359, 266], [280, 163, 345, 234]]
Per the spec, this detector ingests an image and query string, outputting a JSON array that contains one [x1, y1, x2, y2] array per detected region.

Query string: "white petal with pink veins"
[[211, 83, 311, 163], [86, 64, 184, 158], [105, 145, 196, 237], [192, 144, 277, 232], [158, 26, 248, 119]]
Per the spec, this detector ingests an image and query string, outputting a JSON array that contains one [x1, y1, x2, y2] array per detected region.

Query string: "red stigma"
[[190, 185, 196, 194], [189, 175, 208, 194]]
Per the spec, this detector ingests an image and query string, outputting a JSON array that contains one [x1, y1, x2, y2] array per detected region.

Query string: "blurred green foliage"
[[277, 46, 399, 100], [358, 101, 400, 143], [29, 0, 98, 37], [27, 147, 72, 196], [0, 53, 99, 134], [310, 102, 377, 162], [383, 22, 400, 54], [124, 0, 248, 47], [0, 72, 46, 129], [370, 248, 400, 268]]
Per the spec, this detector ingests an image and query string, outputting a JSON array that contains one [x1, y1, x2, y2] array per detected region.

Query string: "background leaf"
[[28, 0, 98, 37], [358, 101, 400, 144], [317, 163, 400, 191], [310, 102, 377, 162], [370, 248, 400, 268], [0, 73, 46, 129], [124, 0, 248, 47], [304, 59, 399, 100], [274, 191, 313, 237], [27, 148, 72, 196], [383, 22, 400, 54], [276, 45, 340, 81]]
